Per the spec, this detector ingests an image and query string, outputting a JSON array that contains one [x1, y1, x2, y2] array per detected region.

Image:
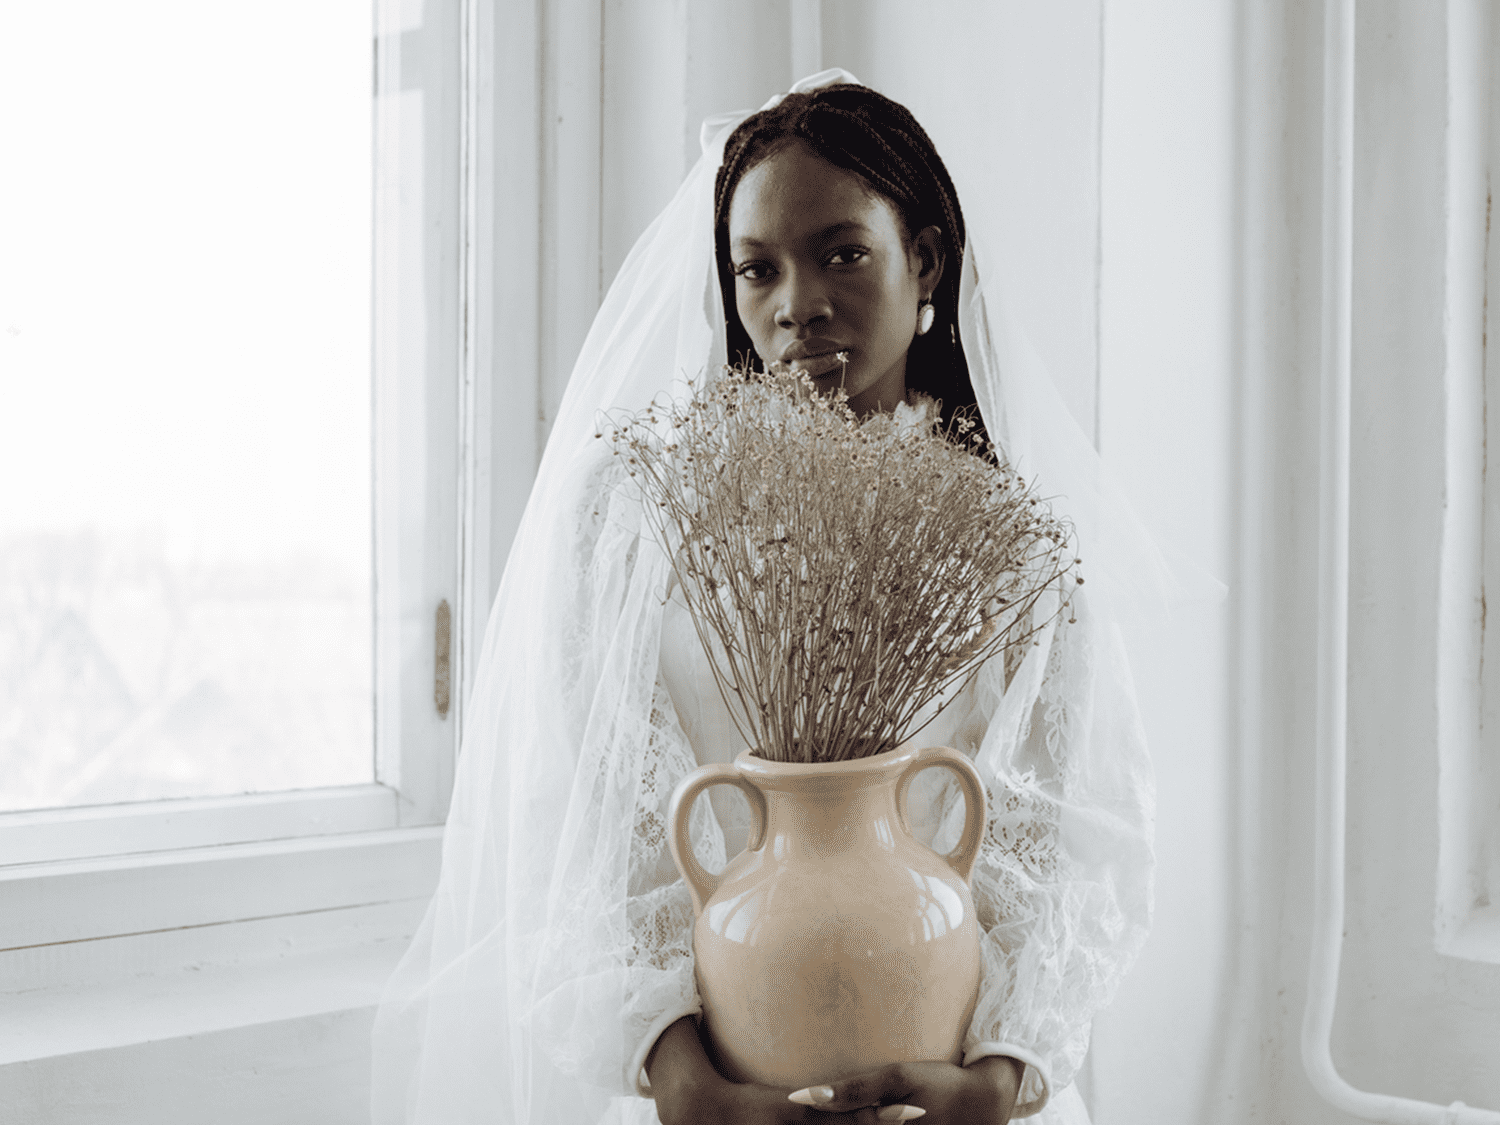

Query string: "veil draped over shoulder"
[[371, 70, 1170, 1125]]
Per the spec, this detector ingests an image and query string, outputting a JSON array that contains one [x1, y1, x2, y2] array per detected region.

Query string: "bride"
[[372, 70, 1163, 1125]]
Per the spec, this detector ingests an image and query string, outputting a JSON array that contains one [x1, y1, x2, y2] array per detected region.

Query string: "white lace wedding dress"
[[371, 69, 1163, 1125], [590, 567, 1151, 1125]]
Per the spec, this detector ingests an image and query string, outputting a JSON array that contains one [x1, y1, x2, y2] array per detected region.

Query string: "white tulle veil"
[[371, 69, 1172, 1125]]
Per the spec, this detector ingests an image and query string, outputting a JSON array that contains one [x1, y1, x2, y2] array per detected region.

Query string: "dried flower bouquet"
[[604, 363, 1078, 764]]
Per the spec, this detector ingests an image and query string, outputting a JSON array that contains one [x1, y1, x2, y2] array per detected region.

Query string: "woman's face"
[[726, 140, 944, 417]]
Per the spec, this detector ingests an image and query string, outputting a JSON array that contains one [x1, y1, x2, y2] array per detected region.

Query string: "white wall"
[[1091, 3, 1238, 1120], [820, 0, 1106, 439], [1090, 3, 1500, 1123]]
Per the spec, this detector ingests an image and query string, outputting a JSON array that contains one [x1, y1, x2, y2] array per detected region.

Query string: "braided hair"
[[713, 84, 976, 430]]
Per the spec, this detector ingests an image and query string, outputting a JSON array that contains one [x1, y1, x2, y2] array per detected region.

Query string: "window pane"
[[0, 2, 374, 810]]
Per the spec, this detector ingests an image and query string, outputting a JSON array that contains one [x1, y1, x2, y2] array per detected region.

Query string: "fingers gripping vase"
[[667, 744, 986, 1089]]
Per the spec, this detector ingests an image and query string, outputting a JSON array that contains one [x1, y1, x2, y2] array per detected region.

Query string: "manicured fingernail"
[[876, 1107, 926, 1122], [788, 1085, 835, 1105]]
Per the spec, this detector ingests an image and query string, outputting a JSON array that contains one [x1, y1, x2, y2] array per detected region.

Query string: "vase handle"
[[896, 746, 987, 883], [668, 763, 768, 915]]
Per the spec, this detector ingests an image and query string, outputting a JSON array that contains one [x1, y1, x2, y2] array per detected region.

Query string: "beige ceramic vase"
[[667, 744, 986, 1089]]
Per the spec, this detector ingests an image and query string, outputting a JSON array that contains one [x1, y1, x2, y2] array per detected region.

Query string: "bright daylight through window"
[[0, 2, 375, 811]]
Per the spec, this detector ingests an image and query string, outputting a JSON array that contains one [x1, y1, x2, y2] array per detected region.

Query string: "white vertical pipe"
[[1303, 0, 1354, 1092], [1301, 2, 1500, 1119]]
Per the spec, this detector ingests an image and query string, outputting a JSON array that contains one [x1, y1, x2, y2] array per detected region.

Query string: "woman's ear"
[[912, 224, 946, 300]]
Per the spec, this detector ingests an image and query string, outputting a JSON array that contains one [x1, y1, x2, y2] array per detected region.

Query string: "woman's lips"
[[786, 351, 850, 379]]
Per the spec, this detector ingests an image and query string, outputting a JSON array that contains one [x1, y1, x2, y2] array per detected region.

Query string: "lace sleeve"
[[620, 678, 725, 1097], [934, 593, 1154, 1117]]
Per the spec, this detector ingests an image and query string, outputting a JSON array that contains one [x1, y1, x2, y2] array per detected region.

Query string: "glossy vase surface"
[[668, 744, 986, 1089]]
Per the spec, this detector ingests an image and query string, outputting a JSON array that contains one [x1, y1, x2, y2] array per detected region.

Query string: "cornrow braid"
[[713, 84, 977, 437]]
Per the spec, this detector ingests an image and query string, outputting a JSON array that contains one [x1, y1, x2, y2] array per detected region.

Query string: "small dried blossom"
[[602, 363, 1076, 764]]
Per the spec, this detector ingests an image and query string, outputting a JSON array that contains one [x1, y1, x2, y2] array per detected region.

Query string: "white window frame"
[[1437, 0, 1500, 966], [0, 0, 502, 999]]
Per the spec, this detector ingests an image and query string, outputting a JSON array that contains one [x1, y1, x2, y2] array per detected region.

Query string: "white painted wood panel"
[[538, 0, 604, 447], [0, 828, 440, 953], [2, 1010, 380, 1125], [1338, 0, 1500, 1111], [372, 0, 463, 826], [466, 0, 541, 680], [3, 902, 423, 1065], [1444, 0, 1500, 966], [0, 785, 398, 867]]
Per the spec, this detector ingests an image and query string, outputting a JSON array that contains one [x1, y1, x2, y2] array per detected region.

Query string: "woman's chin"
[[812, 369, 855, 393]]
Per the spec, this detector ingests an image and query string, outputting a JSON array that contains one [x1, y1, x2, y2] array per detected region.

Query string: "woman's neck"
[[845, 365, 908, 419]]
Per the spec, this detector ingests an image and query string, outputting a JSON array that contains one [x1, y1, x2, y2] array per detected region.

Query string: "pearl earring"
[[916, 300, 935, 336]]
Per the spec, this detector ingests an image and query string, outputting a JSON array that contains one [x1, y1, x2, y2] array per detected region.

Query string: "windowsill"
[[1, 826, 440, 955], [0, 784, 404, 867], [1, 898, 424, 1067], [0, 825, 439, 1076]]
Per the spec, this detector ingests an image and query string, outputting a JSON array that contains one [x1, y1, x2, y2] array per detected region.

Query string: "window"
[[1, 3, 375, 815], [0, 0, 468, 1011]]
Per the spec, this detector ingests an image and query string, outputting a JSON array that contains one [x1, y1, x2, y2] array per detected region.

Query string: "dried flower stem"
[[604, 364, 1077, 763]]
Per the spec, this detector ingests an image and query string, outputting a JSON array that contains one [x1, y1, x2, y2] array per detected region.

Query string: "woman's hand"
[[790, 1057, 1024, 1125], [647, 1017, 933, 1125], [660, 1072, 895, 1125]]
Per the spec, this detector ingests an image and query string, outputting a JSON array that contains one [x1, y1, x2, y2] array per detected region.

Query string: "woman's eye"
[[733, 262, 773, 281], [827, 246, 869, 266]]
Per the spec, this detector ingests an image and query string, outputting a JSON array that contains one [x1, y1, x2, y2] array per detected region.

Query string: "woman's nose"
[[775, 271, 832, 329]]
